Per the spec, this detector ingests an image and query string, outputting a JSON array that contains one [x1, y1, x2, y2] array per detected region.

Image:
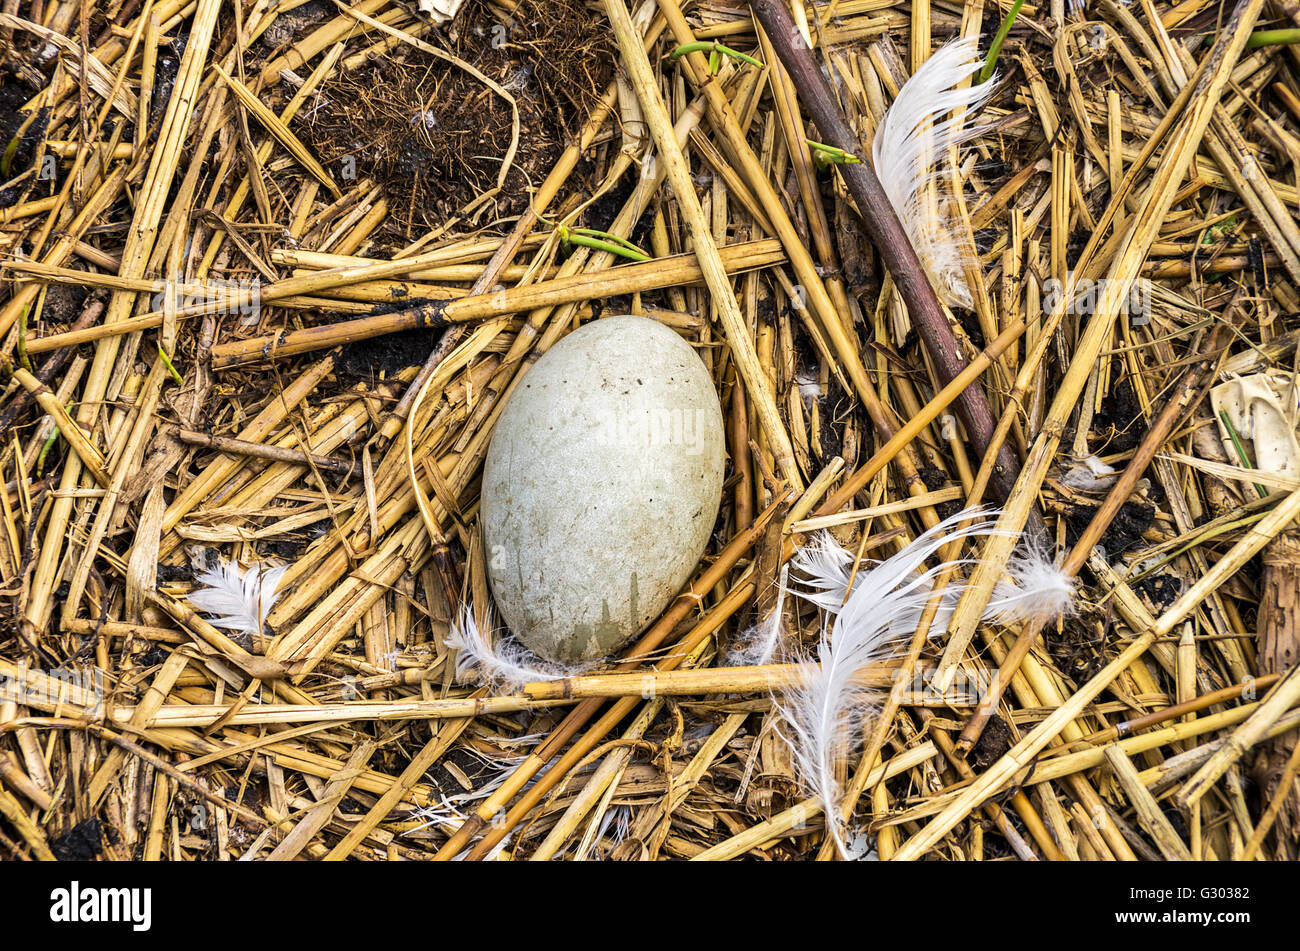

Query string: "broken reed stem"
[[170, 427, 358, 476], [198, 240, 784, 367], [33, 662, 940, 729]]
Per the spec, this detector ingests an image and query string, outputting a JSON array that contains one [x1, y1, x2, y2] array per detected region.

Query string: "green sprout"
[[1247, 28, 1300, 48], [980, 0, 1026, 84], [556, 224, 651, 262], [36, 426, 60, 478], [35, 400, 73, 479], [1219, 409, 1268, 499], [158, 345, 184, 385], [668, 40, 764, 75], [807, 139, 861, 168], [0, 131, 20, 178], [1202, 215, 1238, 244]]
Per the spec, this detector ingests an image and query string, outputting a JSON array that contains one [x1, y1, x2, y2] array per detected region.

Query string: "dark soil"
[[1065, 498, 1154, 558], [1132, 572, 1184, 612], [51, 817, 116, 861], [147, 35, 187, 145], [294, 0, 613, 236], [0, 79, 48, 210], [1045, 614, 1106, 687], [38, 282, 90, 326], [337, 325, 438, 379], [1092, 376, 1145, 454], [969, 713, 1012, 769], [580, 172, 657, 249]]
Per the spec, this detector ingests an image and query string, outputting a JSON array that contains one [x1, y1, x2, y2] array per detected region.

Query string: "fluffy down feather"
[[985, 537, 1076, 625], [445, 603, 589, 691], [778, 509, 1001, 856], [726, 564, 790, 666], [872, 38, 995, 309], [187, 558, 288, 638]]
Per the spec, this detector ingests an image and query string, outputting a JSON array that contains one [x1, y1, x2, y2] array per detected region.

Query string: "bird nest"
[[0, 0, 1298, 870]]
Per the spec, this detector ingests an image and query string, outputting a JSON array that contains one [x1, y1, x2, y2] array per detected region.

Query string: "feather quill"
[[872, 38, 995, 309], [187, 558, 288, 638], [445, 602, 590, 691], [778, 509, 1001, 856]]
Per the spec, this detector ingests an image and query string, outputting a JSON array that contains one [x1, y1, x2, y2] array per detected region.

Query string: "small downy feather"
[[187, 558, 288, 638], [985, 537, 1076, 625], [778, 509, 1001, 857], [726, 563, 790, 666], [1059, 454, 1119, 492], [872, 38, 995, 309], [445, 602, 589, 691], [789, 508, 1002, 631], [794, 513, 1074, 627]]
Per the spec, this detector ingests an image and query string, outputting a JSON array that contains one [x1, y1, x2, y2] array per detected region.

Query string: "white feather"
[[726, 563, 790, 666], [445, 602, 589, 691], [579, 803, 633, 861], [790, 509, 1001, 629], [779, 509, 1002, 857], [789, 532, 856, 613], [872, 38, 995, 309], [187, 558, 287, 638], [794, 512, 1073, 627], [1059, 454, 1119, 492], [986, 537, 1076, 625]]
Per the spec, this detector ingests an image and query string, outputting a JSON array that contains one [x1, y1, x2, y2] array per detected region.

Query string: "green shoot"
[[807, 139, 861, 168], [556, 225, 651, 262], [980, 0, 1026, 84], [0, 132, 20, 178], [36, 426, 61, 478], [1219, 410, 1268, 499], [158, 345, 184, 385], [669, 41, 765, 74], [1247, 28, 1300, 48]]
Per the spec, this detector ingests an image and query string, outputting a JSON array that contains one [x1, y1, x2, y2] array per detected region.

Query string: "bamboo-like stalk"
[[690, 742, 941, 861], [203, 240, 786, 368], [82, 662, 954, 729], [170, 427, 357, 477]]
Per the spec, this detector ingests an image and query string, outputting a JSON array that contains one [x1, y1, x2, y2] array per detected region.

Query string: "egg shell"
[[480, 315, 726, 664]]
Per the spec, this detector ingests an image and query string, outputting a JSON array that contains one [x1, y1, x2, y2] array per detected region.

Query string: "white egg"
[[480, 315, 726, 664]]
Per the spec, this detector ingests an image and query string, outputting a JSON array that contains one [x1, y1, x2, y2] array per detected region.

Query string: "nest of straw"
[[1, 0, 1299, 862]]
